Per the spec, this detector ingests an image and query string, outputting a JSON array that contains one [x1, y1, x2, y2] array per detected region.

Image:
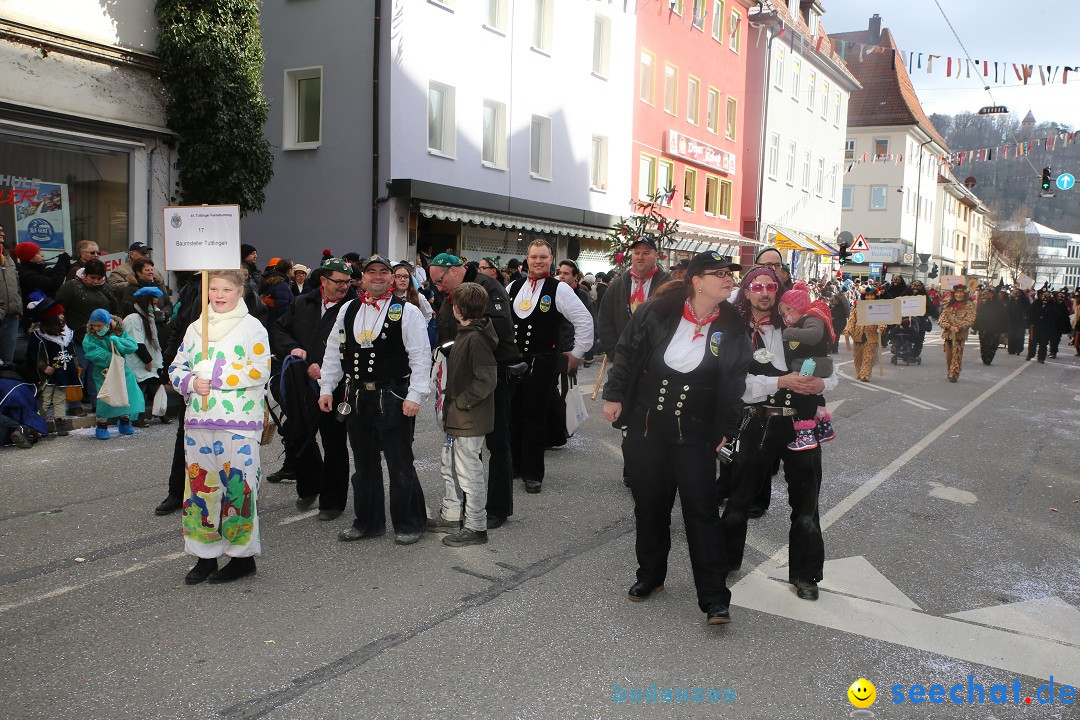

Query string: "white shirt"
[[512, 277, 594, 359], [663, 316, 709, 372], [319, 297, 432, 404], [415, 293, 433, 322], [742, 323, 838, 404]]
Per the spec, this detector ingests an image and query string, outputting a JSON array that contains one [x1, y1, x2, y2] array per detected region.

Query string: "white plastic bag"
[[152, 385, 168, 417], [565, 387, 588, 437], [96, 344, 129, 408]]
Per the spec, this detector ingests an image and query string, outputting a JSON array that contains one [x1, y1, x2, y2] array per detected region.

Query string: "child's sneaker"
[[787, 421, 819, 452], [815, 418, 836, 443], [95, 426, 111, 440]]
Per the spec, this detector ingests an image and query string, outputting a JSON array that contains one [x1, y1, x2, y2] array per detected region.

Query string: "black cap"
[[686, 250, 741, 278], [362, 254, 392, 271], [506, 258, 521, 269], [129, 242, 151, 253], [629, 236, 658, 251]]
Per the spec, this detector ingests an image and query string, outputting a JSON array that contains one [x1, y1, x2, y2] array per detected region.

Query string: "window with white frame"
[[683, 168, 697, 211], [844, 138, 855, 161], [481, 99, 506, 168], [707, 87, 720, 133], [639, 154, 656, 200], [874, 137, 889, 157], [718, 179, 732, 217], [725, 96, 737, 140], [670, 0, 684, 15], [790, 58, 801, 100], [692, 0, 707, 29], [785, 140, 797, 184], [870, 186, 887, 209], [807, 8, 819, 35], [704, 174, 719, 215], [283, 67, 322, 150], [820, 80, 830, 118], [590, 135, 608, 191], [687, 76, 701, 125], [592, 14, 610, 77], [801, 148, 811, 191], [639, 50, 655, 104], [729, 9, 741, 52], [815, 156, 824, 196], [532, 0, 553, 53], [767, 132, 780, 178], [829, 163, 838, 200], [807, 70, 816, 110], [842, 186, 853, 209], [428, 81, 456, 156], [530, 114, 551, 178], [663, 64, 678, 115], [711, 1, 724, 41], [657, 161, 674, 205], [833, 92, 842, 126], [485, 0, 507, 32], [773, 46, 785, 89]]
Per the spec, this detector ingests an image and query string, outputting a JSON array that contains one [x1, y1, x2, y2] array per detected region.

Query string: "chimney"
[[868, 14, 882, 42]]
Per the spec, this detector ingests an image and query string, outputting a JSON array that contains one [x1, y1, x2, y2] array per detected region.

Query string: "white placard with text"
[[162, 205, 241, 271]]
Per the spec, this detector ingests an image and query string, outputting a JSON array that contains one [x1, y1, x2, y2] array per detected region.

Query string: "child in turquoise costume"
[[169, 269, 269, 585], [82, 308, 144, 439]]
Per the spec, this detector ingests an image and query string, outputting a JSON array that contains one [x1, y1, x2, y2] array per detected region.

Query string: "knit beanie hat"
[[780, 281, 812, 313], [240, 244, 256, 260], [14, 242, 40, 262], [89, 308, 112, 324], [740, 266, 781, 288]]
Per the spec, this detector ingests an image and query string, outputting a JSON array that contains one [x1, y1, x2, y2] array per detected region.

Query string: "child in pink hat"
[[778, 282, 837, 451]]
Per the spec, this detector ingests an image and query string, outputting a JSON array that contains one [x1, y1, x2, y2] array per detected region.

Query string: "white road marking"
[[947, 596, 1080, 646], [279, 510, 319, 525], [902, 398, 933, 410], [835, 360, 854, 367], [1075, 394, 1080, 402], [928, 482, 977, 505], [825, 399, 846, 414], [838, 370, 946, 410], [766, 556, 921, 610], [1044, 361, 1080, 369], [0, 551, 186, 615]]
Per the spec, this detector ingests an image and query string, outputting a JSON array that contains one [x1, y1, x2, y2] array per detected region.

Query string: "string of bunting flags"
[[843, 129, 1079, 174]]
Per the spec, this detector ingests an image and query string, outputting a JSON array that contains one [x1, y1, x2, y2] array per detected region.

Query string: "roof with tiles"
[[766, 1, 860, 87], [828, 24, 949, 151]]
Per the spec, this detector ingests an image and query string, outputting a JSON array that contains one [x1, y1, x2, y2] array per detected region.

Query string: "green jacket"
[[443, 318, 498, 437], [83, 329, 145, 419]]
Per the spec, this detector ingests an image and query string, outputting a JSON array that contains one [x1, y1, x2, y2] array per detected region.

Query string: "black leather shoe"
[[296, 495, 318, 511], [747, 506, 766, 519], [208, 557, 256, 584], [184, 558, 217, 585], [317, 509, 343, 521], [155, 495, 182, 515], [486, 515, 506, 529], [627, 581, 664, 602], [705, 603, 732, 625], [266, 468, 297, 483], [524, 480, 542, 494], [339, 526, 385, 542], [794, 580, 819, 601]]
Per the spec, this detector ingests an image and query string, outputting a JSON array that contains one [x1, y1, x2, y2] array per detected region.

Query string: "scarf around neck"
[[201, 300, 249, 342], [629, 266, 659, 307]]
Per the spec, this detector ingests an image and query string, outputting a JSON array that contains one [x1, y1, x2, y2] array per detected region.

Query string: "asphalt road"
[[1, 330, 1077, 720]]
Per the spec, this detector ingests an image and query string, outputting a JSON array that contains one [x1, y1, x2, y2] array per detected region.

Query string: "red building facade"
[[633, 0, 753, 260]]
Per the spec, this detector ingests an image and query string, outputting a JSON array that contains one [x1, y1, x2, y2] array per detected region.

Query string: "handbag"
[[151, 385, 168, 417], [565, 385, 588, 437], [96, 342, 129, 408]]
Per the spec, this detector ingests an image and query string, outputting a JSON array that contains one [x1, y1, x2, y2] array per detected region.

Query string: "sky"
[[822, 1, 1079, 128]]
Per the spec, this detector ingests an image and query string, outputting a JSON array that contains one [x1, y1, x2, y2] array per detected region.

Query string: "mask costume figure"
[[844, 286, 886, 382], [939, 284, 976, 381]]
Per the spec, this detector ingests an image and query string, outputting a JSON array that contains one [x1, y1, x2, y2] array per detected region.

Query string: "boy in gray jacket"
[[428, 282, 499, 546]]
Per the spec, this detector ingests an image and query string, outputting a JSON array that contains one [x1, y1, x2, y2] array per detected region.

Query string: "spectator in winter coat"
[[55, 260, 115, 413], [116, 258, 172, 320], [14, 241, 70, 301], [123, 287, 167, 427], [0, 228, 22, 364], [66, 240, 101, 280], [108, 242, 165, 294], [259, 259, 293, 323]]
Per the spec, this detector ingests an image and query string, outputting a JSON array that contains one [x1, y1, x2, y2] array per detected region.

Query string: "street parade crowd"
[[1, 226, 1077, 619]]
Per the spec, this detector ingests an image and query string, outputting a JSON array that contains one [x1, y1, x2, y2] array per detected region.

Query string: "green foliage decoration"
[[607, 188, 679, 269]]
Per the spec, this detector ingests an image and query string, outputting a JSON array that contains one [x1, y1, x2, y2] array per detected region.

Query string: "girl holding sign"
[[168, 269, 270, 584]]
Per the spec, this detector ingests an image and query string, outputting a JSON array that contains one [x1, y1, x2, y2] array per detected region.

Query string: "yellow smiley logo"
[[847, 678, 876, 708]]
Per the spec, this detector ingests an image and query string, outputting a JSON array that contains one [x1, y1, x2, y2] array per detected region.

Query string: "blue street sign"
[[852, 252, 866, 264], [1057, 173, 1075, 191]]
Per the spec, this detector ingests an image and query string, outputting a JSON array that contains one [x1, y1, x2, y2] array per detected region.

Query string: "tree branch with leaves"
[[607, 187, 679, 268]]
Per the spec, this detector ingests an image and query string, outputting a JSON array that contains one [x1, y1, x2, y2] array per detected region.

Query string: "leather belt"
[[749, 405, 796, 418]]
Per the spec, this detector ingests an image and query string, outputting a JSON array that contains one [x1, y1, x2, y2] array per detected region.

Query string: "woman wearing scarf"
[[602, 251, 750, 626], [168, 269, 270, 584], [938, 284, 976, 382]]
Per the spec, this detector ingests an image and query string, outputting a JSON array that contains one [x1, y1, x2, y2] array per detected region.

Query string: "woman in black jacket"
[[602, 251, 751, 626]]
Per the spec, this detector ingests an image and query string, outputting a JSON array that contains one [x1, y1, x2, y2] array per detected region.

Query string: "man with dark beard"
[[973, 288, 1008, 365]]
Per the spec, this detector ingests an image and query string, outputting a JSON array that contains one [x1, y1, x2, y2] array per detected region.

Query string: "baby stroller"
[[889, 319, 921, 365]]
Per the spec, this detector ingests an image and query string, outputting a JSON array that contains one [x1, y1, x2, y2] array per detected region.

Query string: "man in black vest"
[[318, 255, 431, 545], [427, 252, 521, 528], [720, 267, 837, 601], [507, 239, 593, 493], [271, 258, 355, 520], [597, 237, 670, 485]]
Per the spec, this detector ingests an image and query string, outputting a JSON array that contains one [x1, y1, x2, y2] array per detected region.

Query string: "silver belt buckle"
[[363, 382, 377, 391]]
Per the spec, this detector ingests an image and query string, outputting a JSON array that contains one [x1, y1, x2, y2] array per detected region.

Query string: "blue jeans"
[[0, 315, 18, 364]]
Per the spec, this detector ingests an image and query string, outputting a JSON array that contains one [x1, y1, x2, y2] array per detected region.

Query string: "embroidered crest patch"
[[387, 304, 403, 322], [539, 295, 552, 312], [710, 331, 723, 356]]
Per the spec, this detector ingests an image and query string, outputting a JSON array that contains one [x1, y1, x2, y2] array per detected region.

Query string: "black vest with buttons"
[[632, 330, 721, 443], [508, 276, 562, 357], [340, 296, 410, 384], [750, 328, 796, 408]]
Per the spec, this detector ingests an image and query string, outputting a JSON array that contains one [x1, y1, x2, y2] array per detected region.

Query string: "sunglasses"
[[745, 281, 779, 293]]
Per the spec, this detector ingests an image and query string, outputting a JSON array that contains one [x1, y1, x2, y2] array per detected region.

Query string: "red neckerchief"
[[748, 313, 772, 335], [359, 290, 392, 311], [683, 301, 721, 341], [319, 286, 338, 311], [630, 266, 659, 306], [528, 274, 549, 293]]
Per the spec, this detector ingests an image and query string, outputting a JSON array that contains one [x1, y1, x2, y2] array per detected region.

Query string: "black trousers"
[[721, 413, 825, 584], [168, 404, 186, 499], [625, 415, 730, 611], [290, 403, 350, 510], [1027, 329, 1050, 362], [1049, 333, 1062, 357], [137, 377, 162, 420], [510, 353, 560, 484], [485, 374, 514, 519], [1007, 326, 1026, 354], [344, 384, 426, 534], [979, 331, 999, 365]]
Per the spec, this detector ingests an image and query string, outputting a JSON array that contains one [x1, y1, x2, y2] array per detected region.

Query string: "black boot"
[[208, 557, 257, 584], [184, 558, 218, 585]]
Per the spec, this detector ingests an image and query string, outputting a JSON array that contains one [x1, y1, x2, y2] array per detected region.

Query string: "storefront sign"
[[665, 131, 736, 175], [1, 176, 72, 254], [162, 205, 241, 270], [866, 243, 900, 262]]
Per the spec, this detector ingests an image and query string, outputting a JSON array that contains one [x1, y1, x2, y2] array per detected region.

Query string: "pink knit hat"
[[780, 281, 812, 313]]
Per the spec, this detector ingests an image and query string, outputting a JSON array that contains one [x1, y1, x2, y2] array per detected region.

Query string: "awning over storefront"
[[673, 222, 757, 254], [418, 202, 608, 241], [802, 236, 837, 256]]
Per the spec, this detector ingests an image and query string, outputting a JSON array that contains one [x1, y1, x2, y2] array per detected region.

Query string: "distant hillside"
[[930, 112, 1080, 233]]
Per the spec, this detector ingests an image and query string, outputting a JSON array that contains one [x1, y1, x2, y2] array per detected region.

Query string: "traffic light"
[[1042, 167, 1052, 192], [928, 263, 939, 279], [838, 245, 850, 265]]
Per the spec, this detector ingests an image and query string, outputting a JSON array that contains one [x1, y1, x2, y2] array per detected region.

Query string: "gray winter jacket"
[[0, 251, 21, 323]]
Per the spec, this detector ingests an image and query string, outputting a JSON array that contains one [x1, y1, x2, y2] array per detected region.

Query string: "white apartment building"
[[247, 0, 636, 268], [742, 0, 860, 279], [0, 1, 174, 267]]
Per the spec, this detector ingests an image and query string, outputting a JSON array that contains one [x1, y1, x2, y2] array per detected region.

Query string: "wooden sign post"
[[161, 205, 241, 409]]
